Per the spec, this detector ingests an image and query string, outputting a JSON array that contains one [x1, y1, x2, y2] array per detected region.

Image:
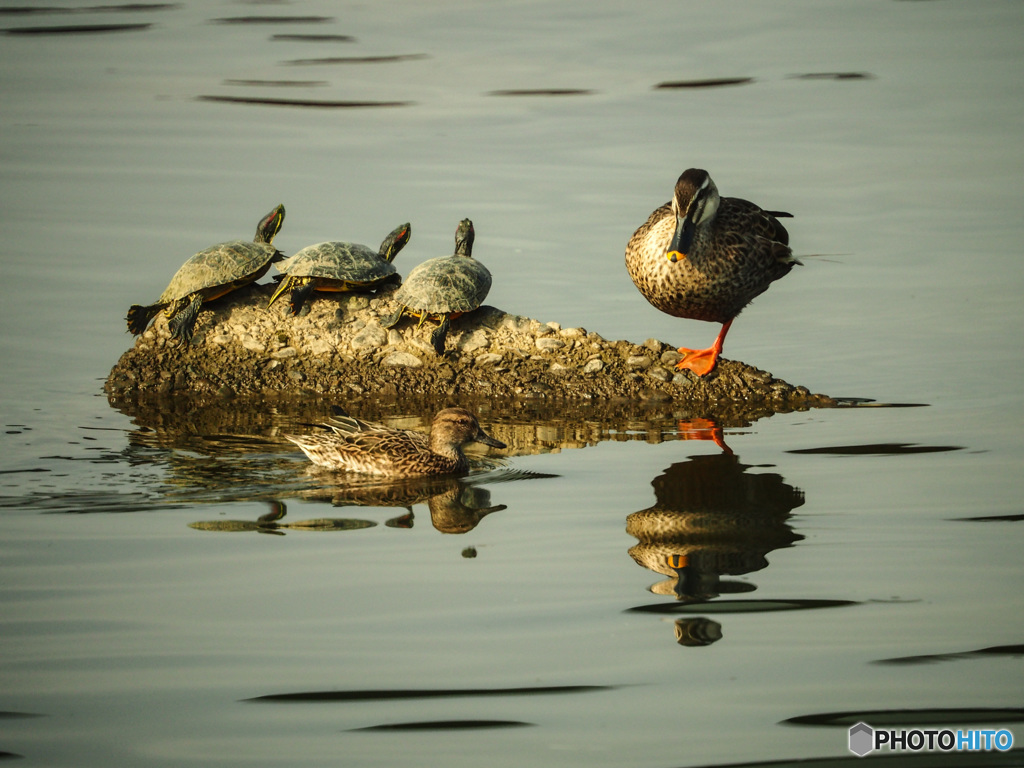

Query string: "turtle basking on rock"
[[268, 222, 410, 316], [382, 218, 491, 355], [126, 204, 285, 343]]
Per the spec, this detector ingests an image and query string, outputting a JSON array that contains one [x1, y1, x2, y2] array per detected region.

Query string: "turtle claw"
[[288, 282, 316, 316]]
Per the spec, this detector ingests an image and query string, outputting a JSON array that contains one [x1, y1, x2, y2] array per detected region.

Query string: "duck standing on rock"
[[625, 169, 800, 376], [285, 407, 506, 477]]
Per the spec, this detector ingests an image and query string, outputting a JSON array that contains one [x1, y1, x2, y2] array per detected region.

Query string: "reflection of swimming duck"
[[188, 501, 377, 535], [285, 407, 505, 476], [311, 475, 508, 534], [427, 484, 506, 534], [625, 169, 800, 376]]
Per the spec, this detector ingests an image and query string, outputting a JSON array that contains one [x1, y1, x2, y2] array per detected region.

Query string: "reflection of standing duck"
[[627, 453, 804, 601]]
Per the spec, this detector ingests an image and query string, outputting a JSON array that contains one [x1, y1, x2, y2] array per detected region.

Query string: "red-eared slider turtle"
[[126, 204, 286, 343], [382, 218, 490, 355], [625, 168, 799, 376], [268, 222, 411, 316]]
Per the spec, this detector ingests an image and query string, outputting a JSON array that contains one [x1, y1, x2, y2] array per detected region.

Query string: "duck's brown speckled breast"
[[625, 199, 793, 325]]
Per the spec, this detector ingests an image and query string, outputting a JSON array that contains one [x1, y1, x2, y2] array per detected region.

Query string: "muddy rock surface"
[[106, 283, 837, 422]]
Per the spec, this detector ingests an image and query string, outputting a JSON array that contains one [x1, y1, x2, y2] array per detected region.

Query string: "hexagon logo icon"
[[849, 722, 874, 757]]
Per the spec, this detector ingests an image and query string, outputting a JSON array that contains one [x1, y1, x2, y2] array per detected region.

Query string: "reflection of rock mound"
[[627, 453, 804, 600], [110, 392, 805, 462], [106, 285, 835, 418]]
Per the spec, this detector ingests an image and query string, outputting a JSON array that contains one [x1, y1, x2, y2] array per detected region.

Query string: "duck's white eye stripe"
[[699, 176, 710, 191]]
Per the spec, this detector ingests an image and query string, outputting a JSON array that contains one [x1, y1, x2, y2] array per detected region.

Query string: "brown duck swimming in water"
[[285, 407, 505, 477], [625, 169, 800, 376]]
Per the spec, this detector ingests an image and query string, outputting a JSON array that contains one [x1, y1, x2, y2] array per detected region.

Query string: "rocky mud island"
[[106, 282, 838, 424]]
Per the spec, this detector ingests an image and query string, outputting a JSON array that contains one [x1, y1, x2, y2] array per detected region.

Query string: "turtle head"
[[455, 218, 475, 257], [256, 204, 286, 244], [379, 222, 411, 263], [666, 170, 718, 262]]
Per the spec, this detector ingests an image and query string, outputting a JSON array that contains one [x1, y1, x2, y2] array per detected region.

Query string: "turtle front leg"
[[168, 293, 204, 343], [430, 315, 450, 355], [288, 280, 317, 316], [381, 305, 405, 329], [267, 275, 294, 310]]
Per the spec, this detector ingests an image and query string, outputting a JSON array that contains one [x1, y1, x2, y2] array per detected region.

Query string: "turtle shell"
[[277, 241, 397, 284], [158, 240, 281, 302], [392, 255, 492, 314]]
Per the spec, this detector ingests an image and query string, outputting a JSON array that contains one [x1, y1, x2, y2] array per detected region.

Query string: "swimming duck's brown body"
[[285, 407, 505, 477]]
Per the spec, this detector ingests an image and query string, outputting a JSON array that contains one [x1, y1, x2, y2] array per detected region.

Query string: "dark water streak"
[[197, 95, 414, 109], [283, 53, 429, 65], [4, 22, 151, 34], [351, 719, 532, 731], [271, 33, 355, 43], [245, 684, 612, 702], [211, 16, 333, 25], [0, 4, 177, 15]]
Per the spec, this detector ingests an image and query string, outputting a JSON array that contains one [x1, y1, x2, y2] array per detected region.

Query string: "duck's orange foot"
[[674, 346, 720, 377]]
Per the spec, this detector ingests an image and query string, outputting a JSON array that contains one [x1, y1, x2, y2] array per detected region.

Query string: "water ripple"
[[245, 685, 611, 702], [197, 95, 413, 109], [283, 53, 429, 66], [222, 79, 328, 88], [211, 16, 333, 25], [489, 88, 594, 97], [351, 720, 532, 731], [655, 77, 754, 89], [4, 22, 151, 35], [271, 33, 355, 43]]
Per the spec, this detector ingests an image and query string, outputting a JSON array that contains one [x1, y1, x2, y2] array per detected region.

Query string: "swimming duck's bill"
[[475, 431, 506, 450]]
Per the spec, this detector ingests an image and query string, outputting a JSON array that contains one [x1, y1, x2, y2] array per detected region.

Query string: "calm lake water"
[[2, 1, 1023, 766]]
